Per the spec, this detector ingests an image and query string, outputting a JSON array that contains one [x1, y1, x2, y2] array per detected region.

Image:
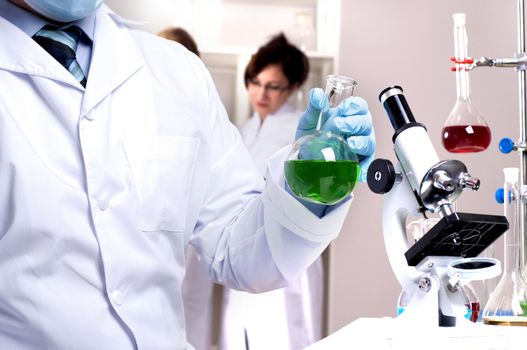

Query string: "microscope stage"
[[405, 212, 509, 266]]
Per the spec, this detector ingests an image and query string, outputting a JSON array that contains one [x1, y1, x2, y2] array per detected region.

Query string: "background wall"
[[104, 0, 339, 126], [329, 0, 520, 334]]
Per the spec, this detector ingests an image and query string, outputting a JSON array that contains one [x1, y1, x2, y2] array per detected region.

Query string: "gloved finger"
[[337, 96, 369, 117], [321, 112, 372, 136], [346, 133, 376, 158], [297, 88, 328, 129], [307, 87, 328, 114], [321, 96, 370, 134], [357, 154, 375, 183]]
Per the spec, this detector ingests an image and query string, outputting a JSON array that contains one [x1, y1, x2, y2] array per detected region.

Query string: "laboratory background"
[[106, 0, 519, 343]]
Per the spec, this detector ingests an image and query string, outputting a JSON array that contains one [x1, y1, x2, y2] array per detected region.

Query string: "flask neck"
[[502, 179, 523, 276], [455, 69, 471, 101], [453, 22, 471, 101], [503, 235, 522, 276]]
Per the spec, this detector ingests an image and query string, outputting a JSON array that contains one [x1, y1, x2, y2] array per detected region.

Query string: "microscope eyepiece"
[[379, 85, 426, 143], [379, 85, 404, 104]]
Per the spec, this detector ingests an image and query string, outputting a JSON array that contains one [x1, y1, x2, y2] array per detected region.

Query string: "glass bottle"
[[441, 13, 491, 153], [482, 168, 527, 326], [284, 75, 359, 205], [293, 11, 316, 52], [463, 282, 481, 322]]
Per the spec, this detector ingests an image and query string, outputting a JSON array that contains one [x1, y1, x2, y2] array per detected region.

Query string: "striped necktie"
[[33, 25, 87, 87]]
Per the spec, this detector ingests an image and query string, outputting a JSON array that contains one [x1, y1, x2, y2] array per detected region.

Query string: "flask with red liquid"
[[442, 13, 491, 153]]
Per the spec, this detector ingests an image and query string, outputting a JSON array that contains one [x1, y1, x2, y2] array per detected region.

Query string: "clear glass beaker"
[[442, 13, 491, 153], [284, 75, 359, 205], [482, 168, 527, 326]]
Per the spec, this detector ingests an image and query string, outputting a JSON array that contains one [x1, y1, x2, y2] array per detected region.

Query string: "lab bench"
[[306, 317, 526, 349]]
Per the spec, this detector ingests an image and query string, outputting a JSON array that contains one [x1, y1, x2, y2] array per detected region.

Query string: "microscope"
[[367, 86, 509, 327]]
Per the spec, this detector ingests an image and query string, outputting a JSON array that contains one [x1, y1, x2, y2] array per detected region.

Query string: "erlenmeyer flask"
[[442, 13, 491, 153], [284, 75, 359, 205], [482, 168, 527, 326]]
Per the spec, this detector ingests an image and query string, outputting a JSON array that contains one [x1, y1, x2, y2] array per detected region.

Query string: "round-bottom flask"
[[285, 131, 359, 205], [285, 75, 359, 205]]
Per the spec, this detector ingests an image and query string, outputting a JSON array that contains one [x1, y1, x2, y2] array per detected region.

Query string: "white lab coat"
[[219, 104, 325, 350], [0, 4, 351, 350], [239, 104, 300, 176]]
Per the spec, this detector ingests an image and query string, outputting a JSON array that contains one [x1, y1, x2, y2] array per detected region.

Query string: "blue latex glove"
[[296, 88, 376, 182]]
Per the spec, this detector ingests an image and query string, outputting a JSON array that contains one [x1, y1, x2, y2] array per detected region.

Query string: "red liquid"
[[466, 302, 480, 323], [441, 125, 491, 153]]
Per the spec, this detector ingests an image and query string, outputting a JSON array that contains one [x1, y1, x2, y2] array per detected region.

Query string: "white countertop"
[[306, 317, 527, 349]]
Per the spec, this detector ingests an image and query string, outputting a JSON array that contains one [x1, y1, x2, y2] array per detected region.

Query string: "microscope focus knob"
[[367, 158, 398, 194]]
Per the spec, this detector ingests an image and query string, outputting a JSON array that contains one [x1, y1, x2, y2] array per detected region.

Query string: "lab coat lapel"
[[80, 9, 143, 116], [0, 16, 82, 88]]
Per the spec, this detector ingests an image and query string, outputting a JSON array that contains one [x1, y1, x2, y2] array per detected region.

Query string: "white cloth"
[[219, 105, 326, 350], [0, 3, 352, 350], [239, 104, 300, 177], [181, 246, 214, 350]]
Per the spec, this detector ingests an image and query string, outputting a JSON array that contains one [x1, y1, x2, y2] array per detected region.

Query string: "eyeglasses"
[[247, 78, 290, 94]]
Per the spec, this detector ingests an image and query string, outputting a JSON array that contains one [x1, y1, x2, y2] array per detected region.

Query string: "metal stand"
[[472, 0, 527, 271]]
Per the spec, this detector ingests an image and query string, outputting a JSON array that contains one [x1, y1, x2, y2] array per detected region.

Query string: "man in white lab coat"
[[0, 1, 375, 349]]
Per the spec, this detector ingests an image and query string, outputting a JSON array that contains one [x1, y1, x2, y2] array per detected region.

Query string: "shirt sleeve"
[[189, 65, 351, 292]]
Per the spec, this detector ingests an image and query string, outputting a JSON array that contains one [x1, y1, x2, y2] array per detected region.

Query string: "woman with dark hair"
[[238, 33, 309, 175], [220, 33, 324, 350]]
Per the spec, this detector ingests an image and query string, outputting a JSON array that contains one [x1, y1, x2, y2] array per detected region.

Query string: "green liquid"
[[522, 302, 527, 317], [284, 160, 360, 205]]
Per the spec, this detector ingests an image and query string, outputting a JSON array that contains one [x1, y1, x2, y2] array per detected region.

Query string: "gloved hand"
[[296, 88, 376, 182]]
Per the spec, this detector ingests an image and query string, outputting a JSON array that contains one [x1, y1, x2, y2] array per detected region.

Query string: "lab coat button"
[[111, 290, 123, 306], [98, 195, 110, 211]]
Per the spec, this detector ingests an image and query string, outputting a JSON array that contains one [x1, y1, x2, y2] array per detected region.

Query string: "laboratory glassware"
[[482, 168, 527, 326], [293, 12, 316, 52], [442, 13, 491, 153], [463, 282, 481, 322], [284, 75, 359, 205]]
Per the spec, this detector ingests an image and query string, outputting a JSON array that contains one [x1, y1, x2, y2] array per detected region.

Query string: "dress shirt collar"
[[0, 0, 95, 40]]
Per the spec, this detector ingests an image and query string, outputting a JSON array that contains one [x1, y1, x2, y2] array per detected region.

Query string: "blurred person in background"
[[220, 33, 324, 350], [158, 26, 200, 57]]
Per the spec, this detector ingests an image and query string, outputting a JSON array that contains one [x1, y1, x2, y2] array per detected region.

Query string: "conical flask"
[[442, 13, 491, 153], [482, 168, 527, 326], [285, 75, 359, 205]]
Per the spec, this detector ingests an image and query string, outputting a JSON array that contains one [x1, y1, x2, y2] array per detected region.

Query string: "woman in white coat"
[[220, 33, 324, 350]]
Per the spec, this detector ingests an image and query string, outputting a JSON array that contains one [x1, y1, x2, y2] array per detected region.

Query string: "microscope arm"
[[382, 162, 424, 294]]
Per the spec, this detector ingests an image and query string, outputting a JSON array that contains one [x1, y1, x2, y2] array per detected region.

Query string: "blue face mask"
[[24, 0, 104, 22]]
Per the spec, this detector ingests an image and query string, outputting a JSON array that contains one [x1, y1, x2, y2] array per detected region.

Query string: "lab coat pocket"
[[124, 136, 200, 232]]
